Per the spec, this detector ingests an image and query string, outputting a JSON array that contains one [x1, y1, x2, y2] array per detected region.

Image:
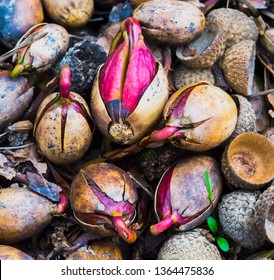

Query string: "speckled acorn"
[[34, 65, 94, 166], [133, 0, 205, 46], [157, 229, 222, 260]]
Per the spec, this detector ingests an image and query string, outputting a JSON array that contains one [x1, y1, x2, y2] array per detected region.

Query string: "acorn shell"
[[157, 228, 222, 260], [164, 82, 237, 151], [0, 0, 44, 49], [0, 245, 32, 260], [90, 62, 169, 145], [176, 22, 226, 68], [0, 74, 34, 131], [172, 64, 215, 90], [206, 8, 259, 48], [42, 0, 94, 29], [70, 163, 138, 237], [12, 23, 69, 73], [221, 132, 274, 190], [224, 94, 256, 144], [255, 185, 274, 243], [34, 92, 93, 166], [0, 188, 54, 244], [221, 40, 256, 96], [218, 190, 265, 250], [133, 0, 205, 46]]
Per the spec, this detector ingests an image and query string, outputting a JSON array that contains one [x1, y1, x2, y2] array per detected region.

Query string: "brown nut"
[[221, 40, 256, 96], [0, 245, 32, 260], [42, 0, 94, 28], [259, 28, 274, 56], [133, 0, 205, 46], [0, 187, 56, 244], [176, 22, 226, 68], [221, 132, 274, 190]]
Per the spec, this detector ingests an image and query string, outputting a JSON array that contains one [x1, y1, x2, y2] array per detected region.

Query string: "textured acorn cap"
[[255, 185, 274, 243], [224, 94, 256, 145], [221, 40, 256, 96], [206, 8, 259, 48], [218, 190, 265, 250], [221, 132, 274, 190], [172, 64, 215, 90], [264, 127, 274, 145], [265, 204, 274, 243], [157, 228, 222, 260], [176, 22, 226, 68]]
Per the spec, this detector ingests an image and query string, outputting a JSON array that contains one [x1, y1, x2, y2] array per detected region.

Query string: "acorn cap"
[[172, 64, 215, 90], [176, 22, 226, 68], [218, 190, 265, 250], [224, 94, 256, 144], [157, 228, 222, 260], [255, 185, 274, 243], [221, 132, 274, 190], [221, 40, 256, 96], [206, 8, 259, 48], [264, 127, 274, 145]]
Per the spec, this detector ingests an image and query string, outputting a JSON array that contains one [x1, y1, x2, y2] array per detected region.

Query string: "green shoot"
[[216, 237, 230, 252], [205, 170, 213, 205], [207, 216, 218, 236]]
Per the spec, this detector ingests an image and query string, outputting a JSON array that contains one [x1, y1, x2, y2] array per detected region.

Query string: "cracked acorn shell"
[[42, 0, 94, 29], [221, 40, 256, 96], [224, 94, 256, 144], [172, 64, 215, 90], [255, 185, 274, 244], [157, 228, 222, 260], [221, 132, 274, 190], [218, 190, 265, 250], [133, 0, 205, 46], [176, 22, 226, 68], [66, 241, 123, 260], [0, 245, 32, 260], [91, 62, 169, 145], [206, 8, 259, 48]]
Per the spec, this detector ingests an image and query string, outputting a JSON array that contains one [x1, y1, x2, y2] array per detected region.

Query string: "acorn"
[[221, 132, 274, 190], [133, 0, 205, 46], [221, 40, 256, 96], [224, 94, 256, 144], [206, 8, 259, 48], [42, 0, 94, 29], [176, 22, 226, 68], [218, 190, 265, 250], [0, 245, 32, 260], [255, 185, 274, 244], [157, 228, 222, 260], [66, 240, 123, 260], [0, 0, 44, 49], [264, 127, 274, 145], [172, 64, 215, 90], [0, 187, 66, 244]]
